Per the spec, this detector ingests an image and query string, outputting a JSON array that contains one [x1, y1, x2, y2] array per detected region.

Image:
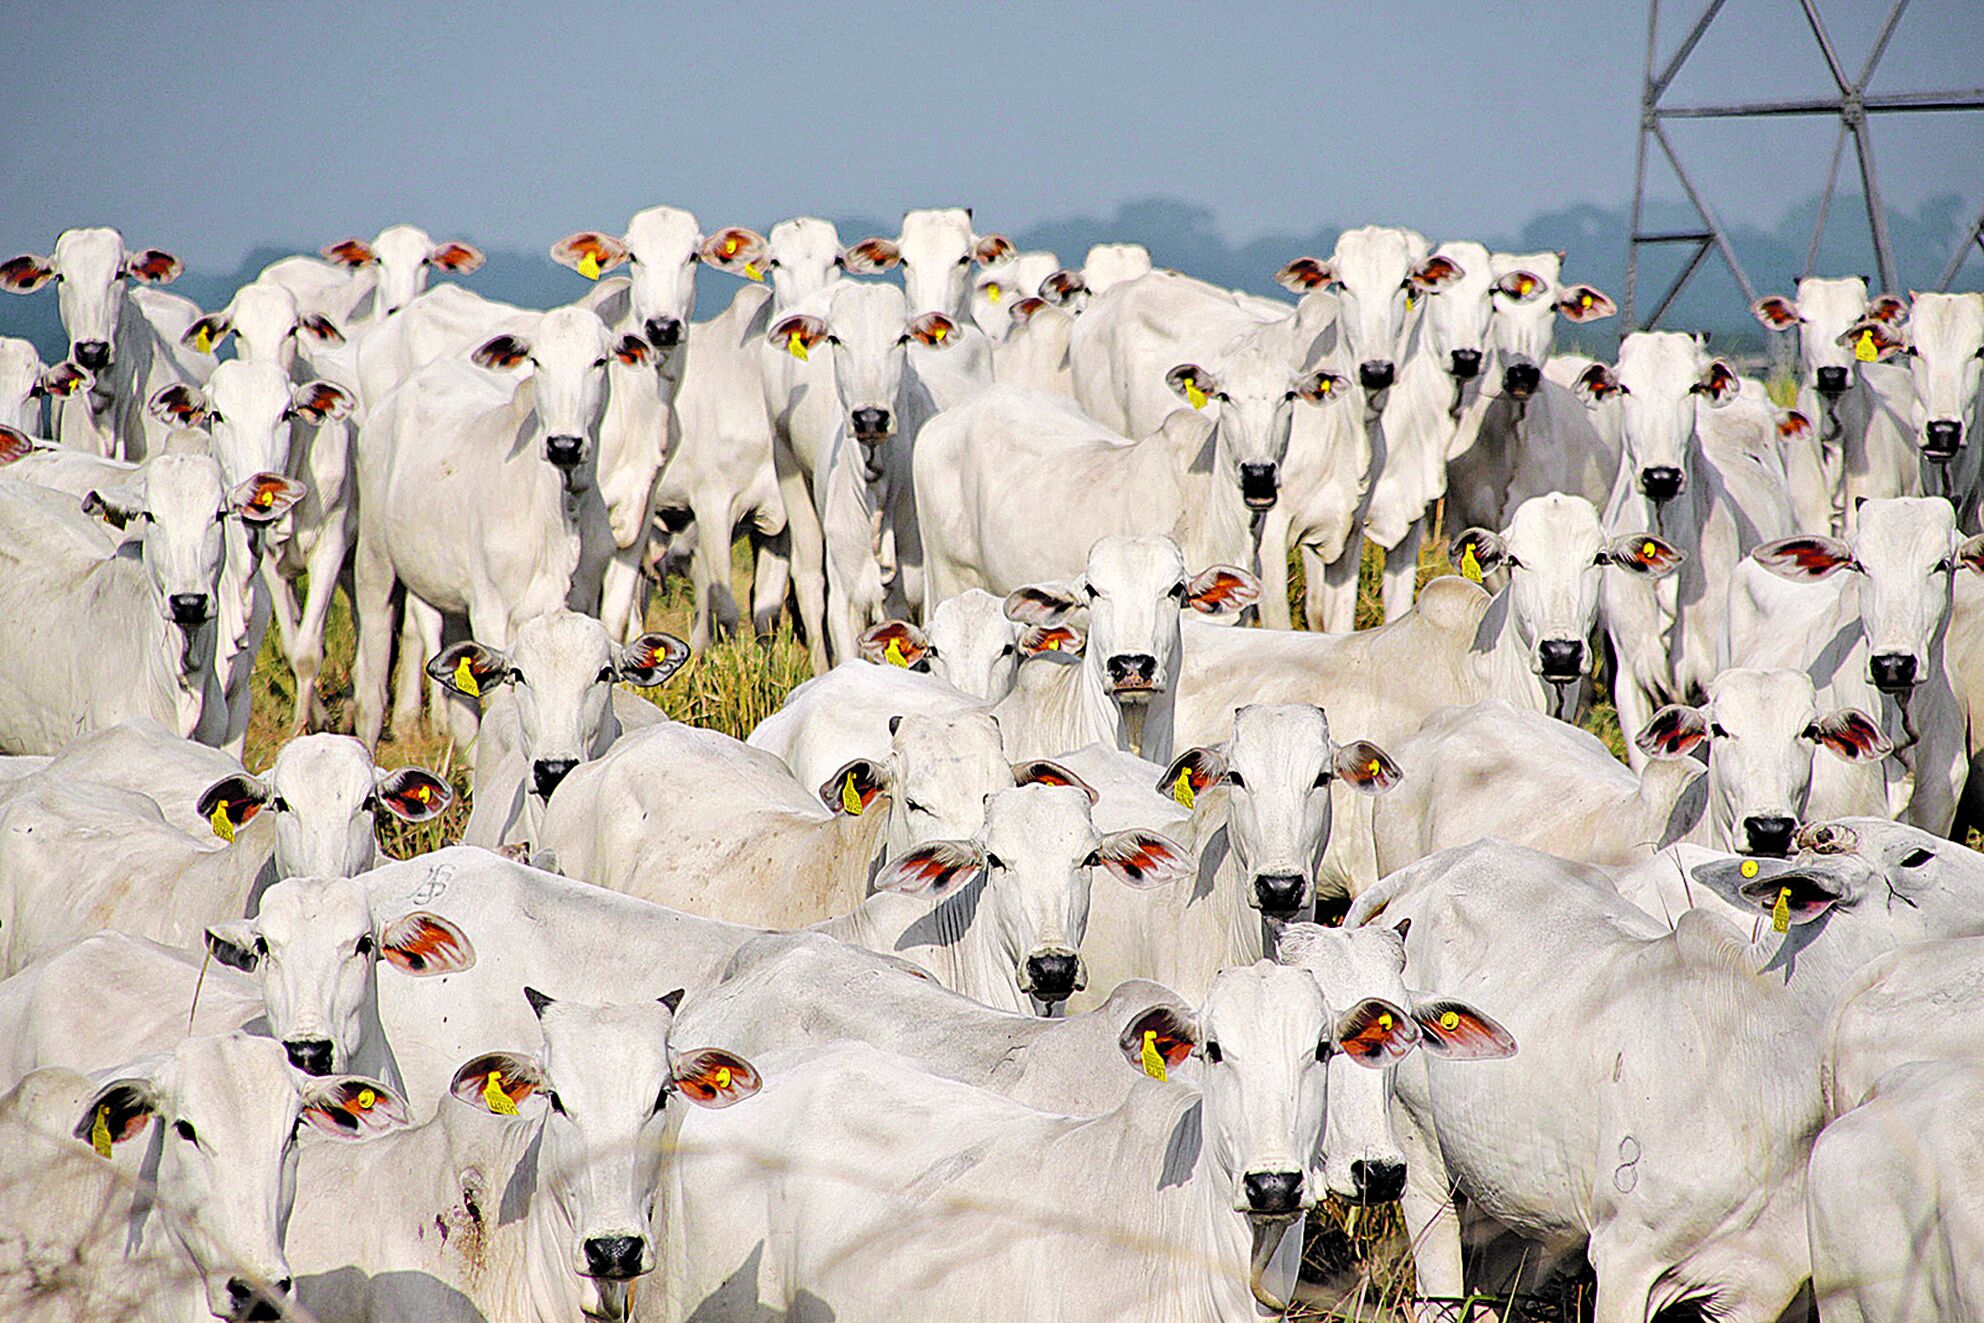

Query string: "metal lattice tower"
[[1625, 0, 1984, 328]]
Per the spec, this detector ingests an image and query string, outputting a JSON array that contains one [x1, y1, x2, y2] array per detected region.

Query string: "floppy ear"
[[671, 1048, 762, 1108], [81, 472, 148, 526], [1776, 410, 1813, 442], [374, 767, 452, 822], [1334, 997, 1422, 1066], [0, 254, 58, 294], [1157, 746, 1228, 810], [1572, 361, 1626, 406], [1753, 535, 1857, 582], [1018, 623, 1084, 657], [300, 1077, 412, 1139], [1119, 1004, 1198, 1077], [701, 226, 769, 278], [427, 242, 484, 273], [288, 381, 353, 423], [1865, 294, 1910, 325], [1691, 358, 1740, 407], [1495, 270, 1545, 302], [875, 840, 985, 899], [1689, 856, 1849, 926], [842, 237, 901, 275], [1412, 999, 1517, 1060], [1809, 709, 1892, 763], [427, 641, 511, 699], [821, 758, 888, 817], [230, 474, 307, 524], [0, 426, 35, 466], [1636, 705, 1709, 759], [1449, 527, 1507, 582], [906, 312, 959, 348], [75, 1079, 158, 1152], [1752, 295, 1803, 330], [377, 912, 475, 975], [1410, 254, 1466, 292], [298, 313, 345, 344], [858, 620, 932, 669], [1012, 760, 1098, 802], [149, 383, 211, 427], [1958, 534, 1984, 574], [123, 249, 182, 284], [1037, 269, 1086, 308], [1005, 581, 1083, 626], [182, 312, 233, 355], [1187, 565, 1260, 617], [321, 238, 379, 268], [549, 231, 631, 280], [36, 361, 93, 398], [1556, 284, 1615, 322], [616, 632, 689, 686], [973, 234, 1015, 266], [1292, 369, 1348, 403], [769, 314, 829, 362], [1008, 295, 1053, 327], [1836, 318, 1907, 362], [204, 919, 261, 973], [613, 334, 652, 368], [471, 334, 531, 371], [450, 1053, 544, 1114], [1274, 257, 1336, 293], [1333, 740, 1402, 793], [1166, 364, 1217, 410], [1602, 533, 1684, 577], [1096, 829, 1193, 889], [196, 773, 270, 842]]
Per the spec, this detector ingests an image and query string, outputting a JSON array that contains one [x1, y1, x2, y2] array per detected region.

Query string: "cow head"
[[1080, 242, 1153, 296], [1278, 226, 1442, 396], [1750, 276, 1895, 402], [1575, 331, 1738, 507], [183, 280, 346, 372], [1890, 292, 1984, 467], [321, 224, 483, 319], [823, 711, 1019, 859], [924, 588, 1024, 701], [755, 216, 844, 312], [472, 306, 633, 488], [0, 227, 181, 376], [0, 337, 91, 433], [1410, 241, 1496, 381], [768, 281, 956, 462], [1165, 348, 1350, 514], [848, 207, 1012, 321], [150, 361, 350, 493], [1485, 251, 1614, 400]]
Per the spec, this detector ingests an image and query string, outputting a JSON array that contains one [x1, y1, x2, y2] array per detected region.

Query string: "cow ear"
[[613, 334, 652, 367], [1334, 997, 1422, 1066], [1603, 533, 1684, 577], [182, 313, 233, 355], [1038, 268, 1086, 308], [0, 426, 35, 466], [149, 383, 210, 427], [1157, 746, 1228, 809], [701, 226, 769, 278], [973, 234, 1015, 266], [1410, 254, 1466, 292], [769, 314, 830, 361], [859, 620, 932, 670], [1834, 318, 1908, 363], [123, 249, 181, 285], [1635, 705, 1709, 759], [1753, 535, 1857, 582], [427, 641, 511, 699], [1809, 709, 1892, 764], [1752, 296, 1803, 330], [230, 474, 307, 525], [821, 758, 887, 818], [1958, 535, 1984, 574], [1018, 623, 1084, 657], [550, 231, 630, 280], [1690, 855, 1848, 926], [196, 773, 270, 842], [288, 381, 353, 424], [1008, 295, 1052, 327], [1690, 358, 1740, 407], [1291, 369, 1348, 404], [374, 767, 452, 823], [427, 242, 485, 274], [1119, 1005, 1198, 1077], [906, 312, 959, 349], [472, 334, 531, 370], [0, 254, 57, 294], [1412, 999, 1517, 1060], [1005, 581, 1083, 626], [450, 1053, 543, 1114], [298, 313, 345, 344], [875, 840, 985, 899], [82, 472, 148, 527], [1496, 270, 1545, 302], [1187, 565, 1260, 617], [1775, 409, 1813, 442], [1013, 760, 1098, 803], [842, 237, 901, 275], [1450, 528, 1507, 582], [1274, 257, 1336, 294], [75, 1079, 158, 1151], [659, 988, 687, 1015], [300, 1077, 411, 1139], [671, 1048, 761, 1108], [615, 632, 690, 687], [377, 912, 475, 975], [321, 239, 378, 268], [1572, 361, 1626, 406], [1866, 294, 1910, 325], [1333, 740, 1402, 793], [1556, 284, 1615, 322], [36, 361, 93, 399], [1166, 364, 1218, 409], [1097, 829, 1193, 890], [204, 920, 261, 973]]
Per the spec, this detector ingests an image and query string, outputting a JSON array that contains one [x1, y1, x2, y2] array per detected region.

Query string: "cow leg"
[[689, 488, 741, 654], [290, 527, 349, 735], [398, 597, 446, 737], [351, 529, 396, 752], [1395, 1101, 1473, 1323], [775, 447, 830, 673], [1382, 521, 1424, 623], [1256, 507, 1295, 630], [598, 542, 648, 647], [1314, 539, 1361, 633], [1585, 1239, 1663, 1323], [751, 527, 791, 640]]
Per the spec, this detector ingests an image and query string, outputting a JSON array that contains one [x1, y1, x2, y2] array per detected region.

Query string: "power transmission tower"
[[1624, 0, 1984, 328]]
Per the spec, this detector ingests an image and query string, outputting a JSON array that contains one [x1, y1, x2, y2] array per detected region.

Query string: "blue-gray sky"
[[3, 0, 1978, 269]]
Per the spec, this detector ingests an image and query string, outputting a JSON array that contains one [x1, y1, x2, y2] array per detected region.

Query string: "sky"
[[1, 0, 1979, 271]]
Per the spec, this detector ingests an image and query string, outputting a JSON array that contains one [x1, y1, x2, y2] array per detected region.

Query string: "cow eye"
[[1225, 771, 1246, 789], [356, 933, 375, 956], [903, 799, 929, 815], [509, 669, 527, 686], [998, 643, 1016, 657], [1082, 851, 1101, 868], [1168, 582, 1188, 600], [271, 796, 291, 812], [1313, 770, 1332, 789], [253, 936, 269, 957], [546, 1091, 568, 1118], [955, 255, 971, 267], [1936, 557, 1956, 573], [1900, 847, 1935, 868], [765, 258, 781, 270], [174, 1120, 198, 1144], [985, 853, 1006, 870], [595, 666, 615, 682], [654, 1084, 670, 1112], [1203, 1041, 1223, 1064], [826, 334, 843, 348], [1315, 1041, 1333, 1063], [1710, 723, 1729, 739], [591, 357, 608, 369]]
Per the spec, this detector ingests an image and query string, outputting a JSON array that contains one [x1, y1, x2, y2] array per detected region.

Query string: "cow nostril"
[[1349, 1159, 1407, 1205], [1924, 420, 1963, 459], [1870, 653, 1918, 692], [1253, 873, 1307, 915], [1639, 466, 1685, 504], [1023, 952, 1080, 999], [226, 1277, 287, 1322], [642, 316, 683, 349], [532, 758, 579, 798], [284, 1039, 334, 1076], [1104, 654, 1158, 690], [851, 407, 891, 439], [168, 593, 210, 626], [1502, 363, 1541, 398], [1358, 360, 1395, 392], [1536, 639, 1585, 680], [1742, 816, 1798, 858], [1243, 1170, 1305, 1215], [1449, 349, 1482, 380], [72, 341, 111, 372], [544, 435, 584, 467], [581, 1234, 646, 1280], [1238, 463, 1280, 510], [1815, 366, 1850, 396]]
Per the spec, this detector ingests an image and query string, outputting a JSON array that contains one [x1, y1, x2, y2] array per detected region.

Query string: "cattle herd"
[[1, 207, 1982, 1323]]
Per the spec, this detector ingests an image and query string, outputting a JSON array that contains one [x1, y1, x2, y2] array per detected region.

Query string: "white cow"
[[1866, 291, 1984, 528], [0, 875, 471, 1089], [1826, 929, 1984, 1120], [0, 1035, 404, 1323], [967, 247, 1061, 339], [0, 450, 297, 752], [275, 224, 486, 327], [0, 335, 91, 436], [654, 962, 1416, 1322], [353, 307, 640, 752], [288, 992, 756, 1323], [0, 226, 208, 459], [989, 291, 1080, 394]]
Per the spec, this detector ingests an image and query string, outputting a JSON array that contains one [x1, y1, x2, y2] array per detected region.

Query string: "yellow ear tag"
[[453, 656, 481, 699], [986, 283, 1002, 303], [1406, 294, 1417, 311], [1367, 758, 1382, 776], [1140, 1029, 1168, 1082], [883, 638, 909, 668], [355, 1088, 377, 1111], [1740, 859, 1759, 879], [1378, 1012, 1394, 1031], [1171, 766, 1196, 809], [722, 237, 740, 257], [787, 331, 809, 362], [841, 771, 864, 816], [577, 252, 601, 281], [91, 1105, 113, 1158], [1438, 1010, 1461, 1032], [1579, 293, 1593, 309], [930, 324, 947, 343], [712, 1066, 732, 1090], [1642, 540, 1658, 559], [1460, 543, 1483, 583], [743, 261, 763, 282], [483, 1071, 519, 1116], [1184, 381, 1208, 410], [1855, 329, 1878, 363], [1043, 634, 1060, 651], [193, 325, 214, 354], [209, 799, 236, 844], [1772, 886, 1792, 934]]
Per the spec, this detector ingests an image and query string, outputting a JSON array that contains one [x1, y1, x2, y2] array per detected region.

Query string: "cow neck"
[[125, 568, 219, 740], [502, 380, 593, 594], [1470, 588, 1552, 715], [1638, 756, 1708, 849], [1190, 420, 1262, 578], [823, 802, 891, 910], [430, 1105, 582, 1323], [998, 650, 1178, 765]]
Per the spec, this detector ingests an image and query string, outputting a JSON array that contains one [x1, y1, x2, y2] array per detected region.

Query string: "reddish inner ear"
[[380, 915, 467, 973], [1772, 538, 1845, 574], [1122, 1008, 1196, 1068]]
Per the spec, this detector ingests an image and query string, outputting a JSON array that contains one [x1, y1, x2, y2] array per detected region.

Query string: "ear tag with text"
[[1140, 1029, 1168, 1082]]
